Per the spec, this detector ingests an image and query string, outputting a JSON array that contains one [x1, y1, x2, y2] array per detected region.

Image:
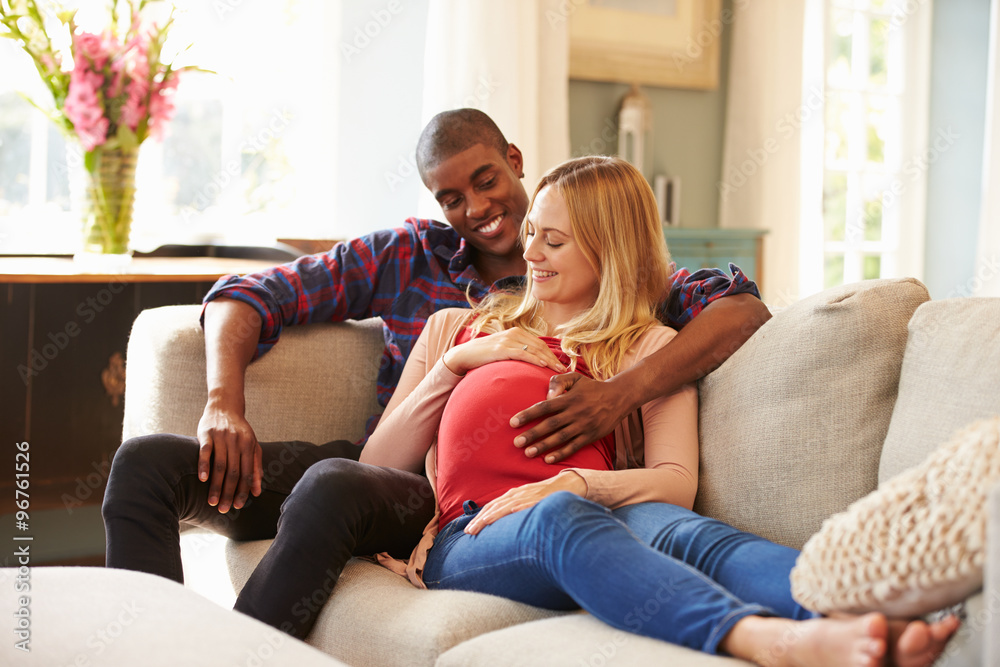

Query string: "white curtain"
[[977, 0, 1000, 296], [417, 0, 570, 218], [717, 1, 808, 306]]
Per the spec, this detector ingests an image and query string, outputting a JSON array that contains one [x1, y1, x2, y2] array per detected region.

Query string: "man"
[[103, 109, 770, 638]]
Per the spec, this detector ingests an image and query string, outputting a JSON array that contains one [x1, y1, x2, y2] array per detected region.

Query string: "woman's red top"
[[435, 327, 616, 528]]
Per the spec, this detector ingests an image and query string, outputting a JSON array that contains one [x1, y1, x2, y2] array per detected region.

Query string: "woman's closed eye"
[[525, 229, 563, 248]]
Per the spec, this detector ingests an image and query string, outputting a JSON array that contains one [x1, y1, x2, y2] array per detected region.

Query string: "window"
[[801, 0, 931, 295], [0, 0, 428, 254]]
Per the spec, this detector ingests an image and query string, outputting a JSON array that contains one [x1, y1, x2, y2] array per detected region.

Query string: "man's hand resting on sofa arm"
[[198, 298, 266, 513], [511, 293, 772, 463]]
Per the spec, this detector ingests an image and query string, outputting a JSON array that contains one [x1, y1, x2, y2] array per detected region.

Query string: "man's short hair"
[[416, 108, 510, 181]]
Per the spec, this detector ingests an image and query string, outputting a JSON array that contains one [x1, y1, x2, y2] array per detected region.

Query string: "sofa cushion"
[[878, 297, 1000, 483], [434, 614, 748, 666], [434, 594, 988, 667], [695, 278, 929, 549], [791, 417, 998, 616], [123, 305, 386, 444], [226, 540, 562, 667], [0, 567, 345, 667]]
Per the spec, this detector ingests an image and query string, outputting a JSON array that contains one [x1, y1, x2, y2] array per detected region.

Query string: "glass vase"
[[75, 145, 139, 267]]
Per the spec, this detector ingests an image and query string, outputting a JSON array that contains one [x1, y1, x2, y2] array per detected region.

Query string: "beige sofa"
[[0, 566, 349, 666], [109, 278, 999, 666]]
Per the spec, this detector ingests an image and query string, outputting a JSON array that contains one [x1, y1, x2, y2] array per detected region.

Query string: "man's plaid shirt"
[[202, 218, 760, 435]]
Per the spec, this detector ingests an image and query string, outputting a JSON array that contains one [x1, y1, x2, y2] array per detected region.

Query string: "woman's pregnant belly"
[[435, 359, 614, 527]]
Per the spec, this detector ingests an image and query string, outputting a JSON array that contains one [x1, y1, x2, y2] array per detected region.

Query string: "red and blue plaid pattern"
[[202, 218, 759, 418]]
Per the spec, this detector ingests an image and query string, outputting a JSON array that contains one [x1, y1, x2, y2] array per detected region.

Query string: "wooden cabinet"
[[662, 228, 767, 291], [0, 257, 278, 520]]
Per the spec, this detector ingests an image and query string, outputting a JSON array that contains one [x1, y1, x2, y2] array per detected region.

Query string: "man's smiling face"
[[423, 142, 530, 263]]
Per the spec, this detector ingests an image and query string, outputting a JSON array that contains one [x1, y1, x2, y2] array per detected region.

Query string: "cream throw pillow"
[[790, 417, 1000, 617]]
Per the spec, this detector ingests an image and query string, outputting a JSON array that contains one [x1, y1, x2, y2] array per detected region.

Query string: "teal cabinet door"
[[662, 228, 767, 289]]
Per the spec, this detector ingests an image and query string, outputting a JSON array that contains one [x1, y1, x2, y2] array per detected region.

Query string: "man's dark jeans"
[[102, 433, 434, 638]]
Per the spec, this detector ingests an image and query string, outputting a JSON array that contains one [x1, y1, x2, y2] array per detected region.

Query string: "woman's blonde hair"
[[470, 156, 671, 380]]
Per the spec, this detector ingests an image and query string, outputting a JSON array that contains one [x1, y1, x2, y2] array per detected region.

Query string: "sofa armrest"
[[986, 482, 1000, 667], [941, 481, 1000, 667], [122, 305, 385, 445]]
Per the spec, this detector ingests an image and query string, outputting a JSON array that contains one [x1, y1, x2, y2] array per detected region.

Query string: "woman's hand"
[[443, 327, 568, 376], [464, 472, 587, 535]]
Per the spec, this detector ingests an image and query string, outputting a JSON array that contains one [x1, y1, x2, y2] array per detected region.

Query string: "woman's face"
[[522, 185, 600, 327]]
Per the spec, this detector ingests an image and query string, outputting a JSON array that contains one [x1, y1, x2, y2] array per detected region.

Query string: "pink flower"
[[123, 29, 151, 78], [120, 83, 148, 131], [8, 0, 188, 152], [115, 31, 154, 131], [147, 72, 179, 139], [108, 59, 126, 98], [72, 32, 111, 70], [64, 65, 108, 151], [75, 117, 110, 152]]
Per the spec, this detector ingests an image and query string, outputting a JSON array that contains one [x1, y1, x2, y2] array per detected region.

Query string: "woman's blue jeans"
[[422, 492, 816, 655]]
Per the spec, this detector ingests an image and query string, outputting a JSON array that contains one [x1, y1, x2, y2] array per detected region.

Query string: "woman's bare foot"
[[722, 612, 889, 666], [887, 615, 960, 667], [722, 612, 960, 667]]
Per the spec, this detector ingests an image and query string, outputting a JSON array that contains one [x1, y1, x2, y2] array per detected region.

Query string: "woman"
[[360, 157, 956, 666]]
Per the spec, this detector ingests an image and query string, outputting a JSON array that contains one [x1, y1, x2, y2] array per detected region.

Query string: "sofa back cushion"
[[123, 305, 386, 444], [694, 278, 930, 549], [879, 297, 1000, 483]]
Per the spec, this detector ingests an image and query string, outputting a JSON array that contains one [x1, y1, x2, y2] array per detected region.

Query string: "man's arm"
[[511, 293, 771, 462], [200, 231, 404, 358], [197, 298, 264, 513], [192, 225, 424, 511]]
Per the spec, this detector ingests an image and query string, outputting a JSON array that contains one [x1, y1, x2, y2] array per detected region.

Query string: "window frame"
[[800, 0, 932, 296]]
